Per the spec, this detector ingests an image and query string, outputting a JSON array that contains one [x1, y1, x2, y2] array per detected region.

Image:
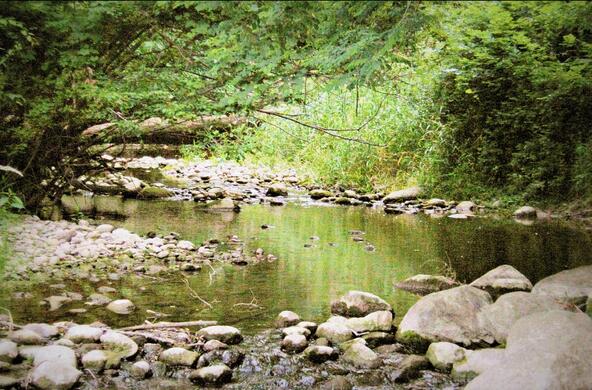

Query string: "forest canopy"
[[1, 1, 591, 210]]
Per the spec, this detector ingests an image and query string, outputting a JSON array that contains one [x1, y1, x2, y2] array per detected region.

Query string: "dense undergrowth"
[[186, 1, 592, 206]]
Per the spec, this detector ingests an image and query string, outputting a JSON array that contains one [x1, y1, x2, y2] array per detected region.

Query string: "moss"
[[138, 186, 173, 199], [395, 330, 430, 353]]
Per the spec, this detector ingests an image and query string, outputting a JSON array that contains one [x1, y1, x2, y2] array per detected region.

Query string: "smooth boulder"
[[275, 311, 300, 328], [394, 274, 459, 296], [303, 345, 338, 363], [197, 325, 243, 345], [99, 331, 138, 358], [470, 265, 533, 299], [532, 265, 592, 306], [159, 347, 198, 366], [65, 325, 104, 343], [331, 291, 392, 317], [396, 286, 493, 351], [106, 299, 135, 315], [31, 361, 82, 390], [189, 364, 232, 386], [281, 334, 308, 353], [315, 322, 353, 344], [345, 310, 392, 333], [383, 186, 422, 203], [426, 342, 466, 372]]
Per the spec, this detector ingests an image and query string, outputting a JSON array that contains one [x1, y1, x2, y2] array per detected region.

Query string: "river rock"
[[8, 329, 45, 345], [361, 332, 397, 348], [478, 291, 575, 344], [22, 323, 59, 339], [138, 186, 172, 199], [203, 340, 228, 352], [197, 325, 243, 345], [275, 311, 300, 328], [266, 183, 288, 197], [296, 321, 317, 333], [46, 295, 71, 311], [470, 265, 533, 299], [97, 286, 116, 294], [331, 290, 392, 317], [452, 348, 505, 381], [96, 224, 114, 233], [31, 361, 82, 390], [394, 274, 459, 295], [383, 187, 422, 203], [281, 326, 311, 338], [426, 342, 466, 372], [189, 364, 232, 386], [532, 265, 592, 306], [456, 201, 476, 214], [303, 345, 338, 363], [342, 342, 381, 369], [106, 299, 135, 314], [388, 354, 430, 383], [281, 334, 308, 353], [309, 189, 333, 199], [82, 350, 108, 370], [396, 285, 493, 351], [100, 331, 138, 358], [177, 240, 195, 250], [32, 345, 77, 368], [513, 206, 537, 219], [159, 347, 198, 366], [320, 376, 352, 390], [0, 340, 18, 363], [86, 293, 112, 306], [65, 325, 104, 343], [129, 360, 151, 379], [345, 310, 393, 333], [465, 310, 592, 390], [315, 322, 353, 344]]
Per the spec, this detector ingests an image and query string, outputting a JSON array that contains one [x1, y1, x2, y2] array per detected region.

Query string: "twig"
[[118, 320, 217, 331], [118, 330, 177, 346], [183, 278, 213, 309]]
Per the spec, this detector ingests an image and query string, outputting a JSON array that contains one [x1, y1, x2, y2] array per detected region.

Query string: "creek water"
[[3, 198, 592, 334]]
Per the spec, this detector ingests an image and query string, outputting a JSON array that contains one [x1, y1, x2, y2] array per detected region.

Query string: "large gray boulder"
[[478, 291, 575, 344], [197, 325, 243, 345], [31, 361, 82, 390], [470, 265, 533, 299], [383, 186, 422, 204], [342, 342, 381, 369], [466, 310, 592, 390], [315, 322, 353, 344], [532, 265, 592, 306], [331, 291, 392, 317], [344, 310, 392, 333], [394, 274, 459, 296], [396, 286, 493, 351]]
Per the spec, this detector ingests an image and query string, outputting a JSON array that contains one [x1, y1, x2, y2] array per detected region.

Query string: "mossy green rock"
[[138, 186, 173, 199]]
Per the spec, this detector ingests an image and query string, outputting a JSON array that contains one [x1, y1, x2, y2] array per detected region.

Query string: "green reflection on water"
[[2, 200, 591, 334]]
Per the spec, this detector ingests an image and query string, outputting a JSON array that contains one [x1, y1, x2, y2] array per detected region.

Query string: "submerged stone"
[[394, 274, 459, 295]]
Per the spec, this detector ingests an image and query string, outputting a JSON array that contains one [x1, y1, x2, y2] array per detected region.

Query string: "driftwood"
[[117, 320, 217, 331], [82, 115, 247, 144]]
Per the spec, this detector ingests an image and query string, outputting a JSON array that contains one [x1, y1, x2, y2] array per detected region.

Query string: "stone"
[[320, 376, 352, 390], [31, 361, 82, 390], [86, 293, 112, 306], [82, 350, 108, 370], [8, 329, 45, 345], [106, 299, 135, 314], [100, 331, 138, 358], [0, 340, 18, 363], [129, 360, 151, 379], [46, 295, 72, 311], [138, 186, 173, 199], [478, 291, 575, 344], [465, 310, 592, 390], [97, 286, 116, 294], [342, 342, 381, 369], [303, 345, 338, 363], [452, 348, 506, 381], [388, 355, 430, 383], [456, 201, 477, 214], [177, 240, 195, 250], [309, 189, 333, 199], [532, 265, 592, 306], [275, 311, 300, 328], [296, 321, 317, 333], [281, 334, 308, 353], [426, 342, 466, 372], [361, 332, 397, 348], [197, 326, 243, 345], [470, 265, 533, 299], [22, 323, 59, 339], [394, 274, 459, 295], [96, 224, 114, 233], [513, 205, 537, 219], [159, 347, 198, 366], [331, 290, 392, 317], [203, 340, 228, 352], [315, 322, 352, 344], [345, 310, 393, 333], [396, 286, 493, 351], [32, 345, 77, 368], [281, 326, 311, 338], [65, 325, 104, 343], [426, 198, 447, 207], [383, 186, 422, 203], [266, 183, 288, 197], [189, 364, 232, 386]]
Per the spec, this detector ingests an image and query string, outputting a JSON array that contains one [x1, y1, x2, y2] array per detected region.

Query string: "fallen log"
[[117, 320, 217, 331], [82, 115, 248, 144]]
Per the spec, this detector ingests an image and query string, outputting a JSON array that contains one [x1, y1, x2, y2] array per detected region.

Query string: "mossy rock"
[[395, 330, 431, 353], [138, 186, 173, 199]]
